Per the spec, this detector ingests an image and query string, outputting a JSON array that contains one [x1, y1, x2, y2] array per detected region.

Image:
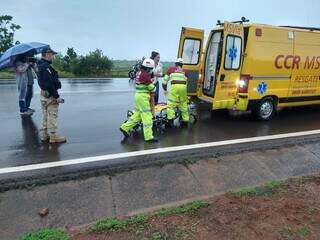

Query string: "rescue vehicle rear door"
[[178, 27, 204, 96], [213, 22, 244, 109]]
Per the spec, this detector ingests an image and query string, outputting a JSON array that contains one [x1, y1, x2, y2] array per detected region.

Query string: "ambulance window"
[[182, 39, 201, 65], [224, 35, 242, 70]]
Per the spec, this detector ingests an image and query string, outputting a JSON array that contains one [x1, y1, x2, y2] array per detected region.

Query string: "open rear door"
[[177, 27, 204, 95], [213, 22, 244, 109]]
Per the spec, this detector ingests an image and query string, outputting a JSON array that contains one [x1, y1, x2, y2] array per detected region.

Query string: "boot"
[[180, 121, 189, 128], [120, 127, 129, 138], [41, 133, 50, 142], [20, 111, 33, 117], [165, 119, 174, 128], [49, 135, 67, 143], [145, 138, 158, 143], [27, 108, 35, 114]]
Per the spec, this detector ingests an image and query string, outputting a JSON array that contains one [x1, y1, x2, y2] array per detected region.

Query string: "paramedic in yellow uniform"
[[162, 58, 189, 128], [120, 58, 158, 143]]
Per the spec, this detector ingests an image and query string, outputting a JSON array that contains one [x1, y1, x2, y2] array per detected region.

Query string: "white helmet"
[[142, 58, 155, 69], [176, 58, 184, 64]]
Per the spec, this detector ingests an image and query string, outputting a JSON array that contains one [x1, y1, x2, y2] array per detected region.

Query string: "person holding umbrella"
[[37, 47, 66, 143], [14, 53, 37, 116], [0, 42, 49, 116]]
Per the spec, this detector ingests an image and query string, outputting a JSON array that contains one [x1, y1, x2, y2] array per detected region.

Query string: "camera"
[[26, 57, 37, 63]]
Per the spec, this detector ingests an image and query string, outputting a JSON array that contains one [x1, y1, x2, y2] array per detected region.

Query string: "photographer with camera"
[[37, 47, 66, 144], [14, 54, 37, 116]]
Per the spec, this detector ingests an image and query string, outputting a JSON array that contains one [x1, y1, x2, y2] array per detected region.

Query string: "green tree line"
[[0, 15, 173, 79], [0, 15, 21, 54], [53, 48, 113, 77], [0, 15, 114, 78]]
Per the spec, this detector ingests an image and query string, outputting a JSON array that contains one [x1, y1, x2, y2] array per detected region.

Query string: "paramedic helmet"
[[142, 58, 155, 69], [176, 58, 184, 64], [175, 58, 184, 67]]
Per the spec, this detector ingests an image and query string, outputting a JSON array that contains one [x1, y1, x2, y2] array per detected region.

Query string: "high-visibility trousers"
[[167, 84, 189, 122], [121, 92, 154, 141]]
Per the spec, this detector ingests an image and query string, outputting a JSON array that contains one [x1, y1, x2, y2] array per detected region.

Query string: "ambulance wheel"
[[254, 98, 276, 121]]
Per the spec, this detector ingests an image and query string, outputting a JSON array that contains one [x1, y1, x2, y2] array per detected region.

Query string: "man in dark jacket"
[[37, 47, 66, 143]]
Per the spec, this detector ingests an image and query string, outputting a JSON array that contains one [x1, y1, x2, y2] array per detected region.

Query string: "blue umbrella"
[[0, 42, 50, 69]]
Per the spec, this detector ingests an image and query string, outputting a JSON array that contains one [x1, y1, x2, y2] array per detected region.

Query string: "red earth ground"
[[69, 175, 320, 240]]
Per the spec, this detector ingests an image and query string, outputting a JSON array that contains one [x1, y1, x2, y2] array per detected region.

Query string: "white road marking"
[[1, 129, 320, 175]]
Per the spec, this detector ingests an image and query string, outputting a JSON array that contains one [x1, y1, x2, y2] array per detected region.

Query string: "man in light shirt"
[[150, 51, 163, 104]]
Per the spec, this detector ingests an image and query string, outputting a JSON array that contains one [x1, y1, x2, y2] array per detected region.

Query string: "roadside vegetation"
[[0, 51, 174, 79], [20, 174, 320, 239], [232, 179, 285, 197], [90, 200, 209, 234], [20, 229, 70, 240], [0, 15, 172, 79]]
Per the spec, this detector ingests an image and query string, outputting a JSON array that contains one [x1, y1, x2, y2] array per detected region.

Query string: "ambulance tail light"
[[238, 74, 251, 93]]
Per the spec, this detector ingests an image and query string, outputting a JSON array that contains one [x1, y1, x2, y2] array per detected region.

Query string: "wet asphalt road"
[[1, 78, 320, 169]]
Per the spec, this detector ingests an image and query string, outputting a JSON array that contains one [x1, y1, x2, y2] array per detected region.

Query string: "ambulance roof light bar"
[[280, 26, 320, 32], [216, 17, 250, 26]]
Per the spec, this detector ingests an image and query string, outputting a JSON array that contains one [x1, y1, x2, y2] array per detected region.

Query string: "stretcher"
[[126, 102, 197, 134]]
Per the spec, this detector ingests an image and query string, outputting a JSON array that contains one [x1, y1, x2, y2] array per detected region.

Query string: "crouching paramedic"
[[120, 58, 158, 143], [162, 58, 189, 127], [37, 47, 66, 143]]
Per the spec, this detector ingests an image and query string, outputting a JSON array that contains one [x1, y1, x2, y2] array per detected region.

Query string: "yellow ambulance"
[[178, 18, 320, 120]]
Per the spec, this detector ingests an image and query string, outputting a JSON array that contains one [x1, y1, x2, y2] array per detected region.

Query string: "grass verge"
[[278, 225, 311, 239], [232, 180, 285, 197], [20, 175, 320, 239], [20, 229, 70, 240], [157, 200, 209, 217], [90, 201, 209, 233], [90, 214, 149, 233]]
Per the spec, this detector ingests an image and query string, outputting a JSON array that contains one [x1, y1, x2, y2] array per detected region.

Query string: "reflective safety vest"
[[135, 83, 155, 94], [135, 70, 156, 94], [162, 67, 187, 86]]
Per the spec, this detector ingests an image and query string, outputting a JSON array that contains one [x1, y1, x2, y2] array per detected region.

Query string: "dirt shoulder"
[[23, 174, 320, 240], [69, 175, 320, 240], [9, 139, 320, 240]]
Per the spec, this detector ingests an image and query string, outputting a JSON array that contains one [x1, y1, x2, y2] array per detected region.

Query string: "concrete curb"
[[1, 133, 320, 192], [2, 138, 320, 239]]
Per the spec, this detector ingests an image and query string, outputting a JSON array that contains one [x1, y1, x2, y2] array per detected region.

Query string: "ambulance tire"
[[254, 98, 276, 121]]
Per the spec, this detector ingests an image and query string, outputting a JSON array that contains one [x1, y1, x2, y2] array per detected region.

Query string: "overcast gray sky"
[[2, 0, 320, 61]]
